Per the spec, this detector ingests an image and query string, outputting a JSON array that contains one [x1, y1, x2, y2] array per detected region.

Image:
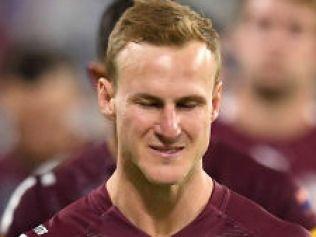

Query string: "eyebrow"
[[178, 95, 207, 105], [128, 93, 207, 104]]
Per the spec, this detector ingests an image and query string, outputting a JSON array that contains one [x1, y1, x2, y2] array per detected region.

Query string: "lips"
[[149, 145, 185, 155]]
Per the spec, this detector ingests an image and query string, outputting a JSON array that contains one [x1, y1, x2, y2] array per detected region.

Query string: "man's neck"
[[106, 164, 213, 237], [230, 84, 315, 140]]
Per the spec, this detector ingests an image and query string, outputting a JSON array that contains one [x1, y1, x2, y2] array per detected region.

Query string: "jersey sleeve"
[[0, 176, 39, 237], [1, 172, 60, 237]]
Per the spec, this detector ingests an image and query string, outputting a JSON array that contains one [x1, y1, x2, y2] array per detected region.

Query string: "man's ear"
[[211, 81, 222, 122], [98, 77, 116, 120], [87, 61, 106, 89]]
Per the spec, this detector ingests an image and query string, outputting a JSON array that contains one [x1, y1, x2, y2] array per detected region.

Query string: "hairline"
[[109, 40, 221, 90]]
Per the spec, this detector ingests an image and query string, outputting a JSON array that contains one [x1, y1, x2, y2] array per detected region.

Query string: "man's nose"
[[154, 106, 181, 142], [266, 28, 288, 56]]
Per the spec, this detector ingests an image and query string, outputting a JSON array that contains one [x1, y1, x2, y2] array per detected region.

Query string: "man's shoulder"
[[0, 152, 27, 177], [206, 140, 296, 197], [20, 184, 111, 237], [216, 183, 310, 237], [20, 183, 310, 237], [1, 142, 115, 237], [57, 141, 114, 176]]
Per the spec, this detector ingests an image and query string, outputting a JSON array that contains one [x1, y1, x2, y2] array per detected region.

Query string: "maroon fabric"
[[205, 141, 316, 230], [3, 142, 115, 237], [22, 182, 309, 237], [5, 141, 316, 237], [212, 120, 316, 214], [0, 152, 29, 215], [212, 121, 316, 179]]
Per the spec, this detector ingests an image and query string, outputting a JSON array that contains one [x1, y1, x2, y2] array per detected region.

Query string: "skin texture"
[[98, 41, 221, 236]]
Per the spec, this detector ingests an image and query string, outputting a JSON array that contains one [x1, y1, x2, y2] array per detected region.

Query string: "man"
[[20, 1, 309, 236], [212, 0, 316, 208], [0, 47, 84, 215], [2, 1, 315, 236]]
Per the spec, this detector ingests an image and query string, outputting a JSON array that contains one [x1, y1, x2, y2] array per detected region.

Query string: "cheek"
[[182, 111, 211, 140], [116, 107, 156, 139], [286, 45, 315, 76], [295, 43, 315, 65]]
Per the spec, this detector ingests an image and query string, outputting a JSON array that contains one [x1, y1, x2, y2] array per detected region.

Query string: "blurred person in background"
[[213, 0, 316, 209], [2, 1, 316, 236], [0, 47, 86, 215]]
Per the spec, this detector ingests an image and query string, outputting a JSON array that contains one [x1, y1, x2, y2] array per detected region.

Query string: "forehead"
[[116, 41, 216, 82], [114, 41, 217, 99], [244, 0, 316, 25]]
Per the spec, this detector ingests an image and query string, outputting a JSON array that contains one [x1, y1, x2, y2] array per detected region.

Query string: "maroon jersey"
[[2, 141, 315, 237], [21, 181, 309, 237], [205, 141, 316, 230], [0, 142, 115, 237], [212, 120, 316, 211], [0, 152, 29, 215], [0, 150, 62, 218]]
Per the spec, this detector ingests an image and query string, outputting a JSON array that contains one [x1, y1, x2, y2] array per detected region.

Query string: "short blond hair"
[[106, 0, 221, 87]]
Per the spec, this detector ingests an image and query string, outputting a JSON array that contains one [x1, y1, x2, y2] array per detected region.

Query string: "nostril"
[[160, 122, 181, 138], [154, 132, 181, 144], [153, 121, 181, 137]]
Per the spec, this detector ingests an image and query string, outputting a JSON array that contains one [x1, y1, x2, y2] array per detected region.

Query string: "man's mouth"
[[149, 145, 185, 156]]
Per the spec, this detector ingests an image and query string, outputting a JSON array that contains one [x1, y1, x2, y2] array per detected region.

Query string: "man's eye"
[[255, 18, 273, 32], [137, 101, 162, 108], [288, 24, 303, 36], [177, 102, 198, 109]]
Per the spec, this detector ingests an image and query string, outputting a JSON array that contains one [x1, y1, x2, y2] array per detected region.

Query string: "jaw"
[[136, 151, 202, 187], [118, 135, 206, 186]]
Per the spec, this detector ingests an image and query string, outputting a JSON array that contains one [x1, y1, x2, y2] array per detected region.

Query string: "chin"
[[146, 176, 181, 186], [142, 166, 190, 186]]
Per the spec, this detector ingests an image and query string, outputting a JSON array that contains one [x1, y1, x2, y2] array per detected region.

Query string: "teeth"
[[164, 149, 177, 153], [150, 146, 183, 153]]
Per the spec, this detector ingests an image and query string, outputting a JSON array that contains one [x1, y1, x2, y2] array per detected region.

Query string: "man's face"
[[99, 41, 221, 185], [5, 67, 82, 159], [233, 0, 316, 95]]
